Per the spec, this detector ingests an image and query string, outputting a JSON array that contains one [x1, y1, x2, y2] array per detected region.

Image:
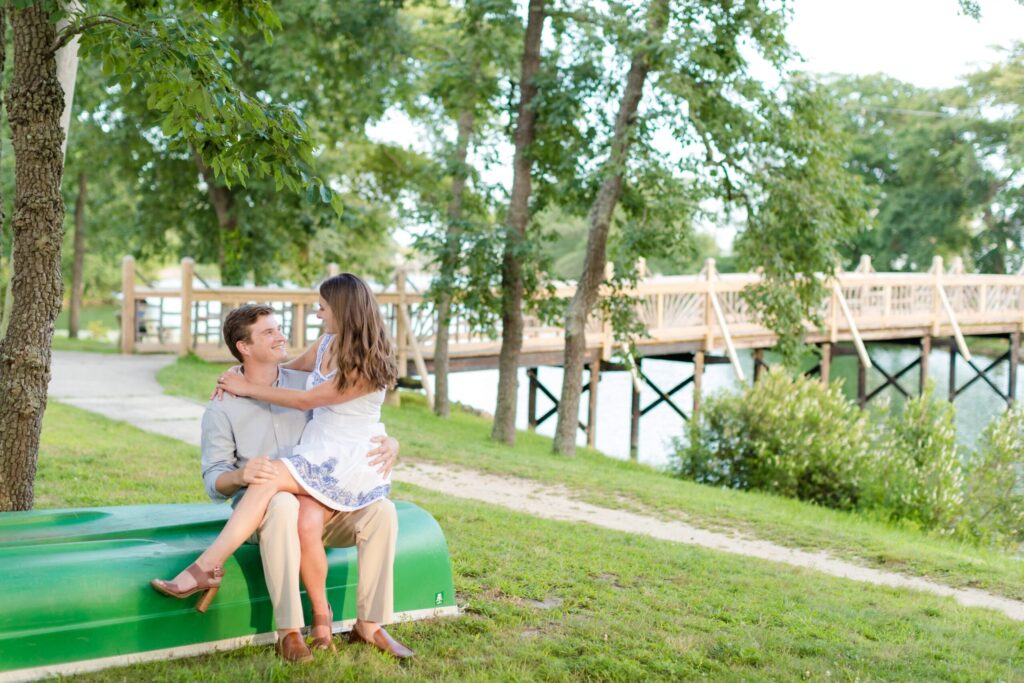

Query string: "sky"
[[787, 0, 1024, 88]]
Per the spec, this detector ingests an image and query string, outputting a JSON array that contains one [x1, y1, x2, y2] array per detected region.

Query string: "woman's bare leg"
[[297, 495, 335, 640], [167, 462, 304, 587]]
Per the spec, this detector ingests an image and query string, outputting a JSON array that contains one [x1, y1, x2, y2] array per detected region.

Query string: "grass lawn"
[[52, 303, 120, 353], [157, 356, 1024, 604], [36, 401, 1024, 681]]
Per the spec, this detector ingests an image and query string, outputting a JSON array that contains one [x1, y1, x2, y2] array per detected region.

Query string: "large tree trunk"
[[0, 12, 7, 342], [193, 150, 244, 285], [0, 4, 67, 511], [491, 0, 545, 445], [552, 0, 667, 456], [68, 171, 86, 338], [434, 110, 475, 418]]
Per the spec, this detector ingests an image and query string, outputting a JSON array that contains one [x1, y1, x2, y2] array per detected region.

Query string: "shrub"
[[960, 407, 1024, 549], [675, 370, 872, 510], [862, 388, 963, 534]]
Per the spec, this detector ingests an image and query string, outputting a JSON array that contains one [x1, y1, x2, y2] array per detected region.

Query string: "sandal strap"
[[186, 563, 223, 586], [312, 609, 333, 628]]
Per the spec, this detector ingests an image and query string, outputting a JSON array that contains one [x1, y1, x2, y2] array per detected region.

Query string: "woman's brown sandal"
[[150, 562, 225, 613]]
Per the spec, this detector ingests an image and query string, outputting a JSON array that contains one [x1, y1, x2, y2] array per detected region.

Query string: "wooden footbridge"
[[119, 254, 1023, 455]]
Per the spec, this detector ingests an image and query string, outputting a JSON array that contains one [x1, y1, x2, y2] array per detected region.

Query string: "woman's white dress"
[[281, 335, 391, 511]]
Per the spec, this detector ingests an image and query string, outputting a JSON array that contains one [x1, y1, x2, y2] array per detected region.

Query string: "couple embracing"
[[150, 273, 413, 663]]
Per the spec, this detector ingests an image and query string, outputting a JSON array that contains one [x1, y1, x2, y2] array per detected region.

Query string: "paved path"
[[51, 352, 204, 446], [49, 351, 1024, 622]]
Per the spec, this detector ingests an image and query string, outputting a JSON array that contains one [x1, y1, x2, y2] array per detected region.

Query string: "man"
[[201, 303, 413, 663]]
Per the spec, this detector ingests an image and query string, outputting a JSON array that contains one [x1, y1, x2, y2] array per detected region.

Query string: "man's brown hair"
[[223, 304, 276, 363]]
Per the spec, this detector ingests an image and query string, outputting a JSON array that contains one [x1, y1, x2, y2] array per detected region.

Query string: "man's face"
[[238, 314, 288, 363]]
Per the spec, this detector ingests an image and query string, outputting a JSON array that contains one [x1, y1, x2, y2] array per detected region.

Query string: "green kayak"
[[0, 501, 456, 680]]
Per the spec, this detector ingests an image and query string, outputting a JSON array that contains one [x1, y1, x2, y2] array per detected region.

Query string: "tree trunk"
[[491, 0, 545, 445], [0, 4, 67, 511], [69, 171, 86, 338], [0, 11, 7, 342], [193, 150, 244, 285], [434, 109, 475, 418], [552, 0, 667, 456]]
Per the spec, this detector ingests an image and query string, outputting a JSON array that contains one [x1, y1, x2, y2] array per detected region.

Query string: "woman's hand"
[[210, 365, 242, 401], [218, 371, 253, 398]]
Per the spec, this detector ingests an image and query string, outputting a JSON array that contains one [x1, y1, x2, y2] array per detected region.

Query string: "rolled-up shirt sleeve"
[[201, 407, 237, 502]]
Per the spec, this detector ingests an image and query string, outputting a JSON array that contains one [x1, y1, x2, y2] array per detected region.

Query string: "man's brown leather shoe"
[[275, 630, 313, 664], [348, 626, 414, 659]]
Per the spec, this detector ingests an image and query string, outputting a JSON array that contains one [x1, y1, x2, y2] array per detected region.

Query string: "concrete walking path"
[[49, 351, 1024, 622]]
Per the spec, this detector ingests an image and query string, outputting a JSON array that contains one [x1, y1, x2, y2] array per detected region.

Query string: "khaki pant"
[[249, 494, 397, 629]]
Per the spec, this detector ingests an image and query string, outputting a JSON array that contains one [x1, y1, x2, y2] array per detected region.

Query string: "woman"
[[151, 274, 396, 651]]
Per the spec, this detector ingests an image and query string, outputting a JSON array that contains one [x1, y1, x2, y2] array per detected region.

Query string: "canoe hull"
[[0, 501, 456, 680]]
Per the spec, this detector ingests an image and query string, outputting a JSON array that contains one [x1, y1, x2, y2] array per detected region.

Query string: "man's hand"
[[366, 435, 399, 477], [238, 456, 277, 487]]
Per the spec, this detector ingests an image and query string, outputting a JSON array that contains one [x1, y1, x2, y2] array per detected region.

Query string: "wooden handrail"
[[120, 255, 1024, 364]]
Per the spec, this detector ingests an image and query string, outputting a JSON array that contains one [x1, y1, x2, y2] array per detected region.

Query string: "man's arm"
[[201, 406, 277, 500], [201, 407, 240, 502]]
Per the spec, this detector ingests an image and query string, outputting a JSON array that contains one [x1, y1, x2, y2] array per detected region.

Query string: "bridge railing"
[[119, 255, 1024, 368]]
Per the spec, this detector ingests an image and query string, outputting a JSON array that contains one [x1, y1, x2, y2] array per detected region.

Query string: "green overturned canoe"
[[0, 501, 456, 681]]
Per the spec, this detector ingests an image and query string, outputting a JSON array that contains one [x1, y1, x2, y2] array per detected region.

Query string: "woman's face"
[[316, 295, 337, 335]]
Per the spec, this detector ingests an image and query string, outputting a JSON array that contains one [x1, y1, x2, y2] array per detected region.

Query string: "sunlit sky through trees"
[[372, 0, 1024, 257]]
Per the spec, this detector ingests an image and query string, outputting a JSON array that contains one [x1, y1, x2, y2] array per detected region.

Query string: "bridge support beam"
[[629, 359, 641, 460], [1010, 331, 1019, 406], [947, 335, 1017, 407], [920, 335, 931, 394], [820, 343, 831, 386], [523, 363, 596, 440]]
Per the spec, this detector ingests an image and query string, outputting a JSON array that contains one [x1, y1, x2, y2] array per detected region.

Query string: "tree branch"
[[51, 14, 137, 53]]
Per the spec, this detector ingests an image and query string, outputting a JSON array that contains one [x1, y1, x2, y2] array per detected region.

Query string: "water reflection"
[[444, 343, 1020, 468]]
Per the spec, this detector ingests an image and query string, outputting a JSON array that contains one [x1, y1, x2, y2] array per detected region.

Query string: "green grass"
[[37, 402, 206, 508], [158, 356, 1024, 603], [54, 302, 119, 330], [51, 303, 120, 353], [36, 401, 1024, 681]]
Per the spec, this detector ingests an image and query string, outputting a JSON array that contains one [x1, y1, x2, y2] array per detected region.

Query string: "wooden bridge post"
[[292, 303, 306, 349], [920, 336, 931, 394], [948, 338, 957, 402], [820, 343, 831, 386], [1009, 332, 1019, 406], [120, 255, 136, 354], [395, 269, 408, 379], [703, 259, 715, 350], [693, 350, 705, 421], [179, 257, 194, 357], [857, 352, 867, 409], [587, 355, 601, 447], [629, 359, 641, 460], [527, 368, 539, 431], [753, 348, 765, 382]]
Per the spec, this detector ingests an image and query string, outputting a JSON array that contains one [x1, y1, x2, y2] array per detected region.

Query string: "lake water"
[[444, 345, 1020, 469]]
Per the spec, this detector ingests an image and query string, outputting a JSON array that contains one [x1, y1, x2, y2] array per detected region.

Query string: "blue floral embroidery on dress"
[[286, 455, 390, 508]]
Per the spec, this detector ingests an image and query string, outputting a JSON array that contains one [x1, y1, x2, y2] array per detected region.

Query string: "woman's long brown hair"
[[320, 273, 397, 393]]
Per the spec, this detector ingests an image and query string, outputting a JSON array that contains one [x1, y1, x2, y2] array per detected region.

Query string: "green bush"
[[961, 407, 1024, 548], [675, 370, 871, 510], [863, 388, 963, 534], [677, 372, 1022, 550]]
